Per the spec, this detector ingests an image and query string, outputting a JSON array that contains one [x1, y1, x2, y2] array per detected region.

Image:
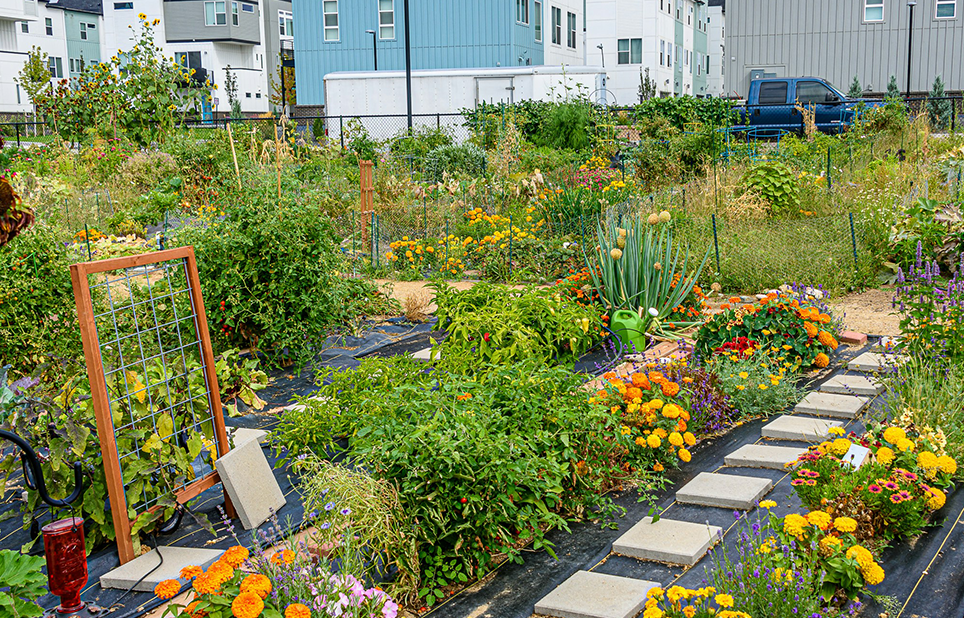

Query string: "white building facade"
[[541, 0, 585, 68], [706, 0, 724, 96]]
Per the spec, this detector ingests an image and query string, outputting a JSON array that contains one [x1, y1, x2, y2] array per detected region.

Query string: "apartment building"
[[290, 0, 586, 105], [726, 0, 964, 97], [706, 0, 724, 96], [586, 0, 713, 105]]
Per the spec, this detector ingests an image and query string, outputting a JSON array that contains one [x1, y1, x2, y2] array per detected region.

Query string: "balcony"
[[0, 0, 35, 21]]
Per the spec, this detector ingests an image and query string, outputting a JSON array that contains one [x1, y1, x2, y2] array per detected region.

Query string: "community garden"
[[3, 26, 964, 618]]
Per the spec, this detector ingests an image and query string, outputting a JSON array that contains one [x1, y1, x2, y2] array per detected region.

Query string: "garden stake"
[[508, 214, 513, 280], [445, 219, 449, 265], [849, 212, 859, 271], [274, 124, 282, 200], [227, 122, 242, 190], [711, 214, 721, 273], [83, 225, 92, 261]]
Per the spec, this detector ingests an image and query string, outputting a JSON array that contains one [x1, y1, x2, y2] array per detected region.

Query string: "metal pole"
[[711, 214, 721, 273], [508, 214, 513, 281], [905, 2, 916, 98], [403, 0, 413, 131], [849, 212, 859, 271]]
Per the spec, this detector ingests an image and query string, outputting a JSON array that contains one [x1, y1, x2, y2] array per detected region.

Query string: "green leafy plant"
[[0, 550, 47, 617], [535, 102, 592, 151], [423, 143, 486, 182], [708, 350, 801, 418], [742, 160, 801, 215]]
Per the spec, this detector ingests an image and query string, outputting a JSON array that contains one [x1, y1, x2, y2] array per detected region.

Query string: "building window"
[[242, 3, 254, 12], [80, 22, 88, 39], [205, 1, 227, 25], [256, 92, 261, 98], [675, 45, 681, 68], [232, 2, 239, 25], [279, 10, 293, 37], [668, 43, 672, 67], [617, 38, 642, 64], [706, 55, 710, 74], [517, 0, 529, 24], [687, 5, 692, 24], [551, 6, 561, 44], [246, 92, 252, 98], [676, 0, 681, 20], [379, 0, 394, 39], [45, 17, 53, 36], [323, 0, 338, 41], [533, 0, 542, 41], [936, 0, 956, 18], [20, 21, 28, 33], [566, 11, 576, 48], [864, 0, 884, 21], [113, 2, 134, 9], [660, 40, 665, 66], [48, 56, 63, 78]]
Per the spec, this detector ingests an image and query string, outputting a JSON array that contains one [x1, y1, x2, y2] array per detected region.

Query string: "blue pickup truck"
[[736, 77, 884, 134]]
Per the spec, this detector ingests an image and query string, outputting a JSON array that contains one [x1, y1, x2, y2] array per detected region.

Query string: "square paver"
[[215, 437, 286, 530], [761, 415, 842, 442], [819, 374, 884, 397], [101, 546, 223, 591], [724, 444, 806, 470], [229, 427, 268, 447], [613, 517, 722, 566], [675, 472, 772, 510], [412, 347, 441, 361], [794, 392, 869, 419], [534, 571, 659, 618], [848, 352, 898, 373]]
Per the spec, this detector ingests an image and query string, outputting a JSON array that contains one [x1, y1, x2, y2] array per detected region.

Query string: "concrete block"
[[215, 437, 286, 530], [101, 546, 223, 591], [613, 517, 722, 566], [848, 352, 898, 373], [675, 472, 772, 510], [534, 571, 660, 618], [839, 331, 868, 346], [819, 374, 884, 397], [229, 427, 268, 447], [761, 415, 842, 442], [794, 392, 869, 419], [412, 347, 440, 361], [724, 444, 806, 470]]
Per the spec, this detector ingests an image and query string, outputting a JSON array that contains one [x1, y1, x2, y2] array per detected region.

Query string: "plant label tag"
[[842, 444, 870, 469]]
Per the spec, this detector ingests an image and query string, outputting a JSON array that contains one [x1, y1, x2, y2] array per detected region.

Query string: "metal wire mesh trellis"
[[70, 246, 233, 564]]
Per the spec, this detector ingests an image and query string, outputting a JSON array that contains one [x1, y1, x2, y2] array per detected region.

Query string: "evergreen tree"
[[928, 75, 952, 131], [885, 75, 902, 101], [847, 76, 863, 98]]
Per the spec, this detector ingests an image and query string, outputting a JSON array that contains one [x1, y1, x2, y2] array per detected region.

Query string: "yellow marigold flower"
[[828, 426, 845, 437], [232, 591, 265, 618], [830, 438, 852, 456], [678, 448, 692, 462], [862, 562, 885, 585], [683, 606, 696, 618], [669, 432, 684, 447], [875, 446, 895, 466], [649, 398, 665, 409], [846, 545, 875, 570], [819, 535, 843, 555], [621, 425, 632, 436], [897, 438, 915, 452], [924, 486, 946, 510], [738, 371, 749, 379], [683, 431, 696, 446], [883, 426, 907, 445], [813, 352, 830, 368], [635, 436, 647, 447], [806, 510, 832, 530], [154, 579, 180, 600], [647, 587, 666, 599], [714, 593, 735, 608], [834, 516, 858, 533], [642, 607, 664, 618], [918, 451, 939, 470], [667, 586, 688, 603], [937, 455, 957, 475], [647, 434, 662, 448], [661, 404, 680, 419], [654, 428, 668, 439], [240, 573, 272, 600], [759, 500, 777, 509], [782, 513, 809, 538]]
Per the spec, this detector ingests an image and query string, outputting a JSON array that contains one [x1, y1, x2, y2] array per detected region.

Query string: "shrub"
[[423, 143, 486, 181], [742, 160, 801, 215], [705, 350, 801, 418], [534, 102, 591, 151], [389, 125, 453, 162]]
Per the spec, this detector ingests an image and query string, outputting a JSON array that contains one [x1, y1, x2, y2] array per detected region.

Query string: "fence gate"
[[70, 246, 234, 564]]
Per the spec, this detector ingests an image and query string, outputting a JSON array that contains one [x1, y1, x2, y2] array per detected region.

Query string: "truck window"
[[758, 82, 788, 105], [796, 81, 835, 106]]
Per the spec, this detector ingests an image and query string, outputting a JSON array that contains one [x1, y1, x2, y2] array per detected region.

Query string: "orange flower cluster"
[[232, 591, 265, 618], [240, 574, 272, 600], [270, 549, 295, 566]]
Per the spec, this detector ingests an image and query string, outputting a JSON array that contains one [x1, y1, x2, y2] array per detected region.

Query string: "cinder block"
[[101, 546, 223, 591], [534, 571, 660, 618], [613, 517, 722, 566], [215, 438, 286, 530], [839, 331, 868, 346]]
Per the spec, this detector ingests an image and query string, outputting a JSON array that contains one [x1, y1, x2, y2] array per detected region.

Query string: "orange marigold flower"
[[270, 549, 295, 566], [653, 462, 665, 472], [804, 321, 818, 338], [625, 386, 643, 401], [742, 304, 756, 312], [720, 303, 731, 310], [818, 313, 831, 324], [648, 371, 666, 384], [231, 591, 265, 618], [814, 352, 830, 368], [631, 373, 650, 389], [206, 561, 234, 586], [185, 600, 207, 618], [180, 565, 203, 580], [660, 381, 680, 397], [193, 572, 222, 596], [221, 545, 250, 568], [682, 377, 694, 383], [677, 420, 687, 432], [285, 604, 311, 618], [154, 579, 181, 600], [240, 573, 272, 600], [817, 330, 836, 349], [729, 297, 741, 303]]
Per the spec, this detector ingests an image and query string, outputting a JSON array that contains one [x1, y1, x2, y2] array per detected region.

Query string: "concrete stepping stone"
[[101, 546, 222, 591], [724, 444, 806, 470], [412, 347, 440, 361], [675, 472, 772, 510], [761, 415, 842, 442], [215, 437, 286, 530], [534, 571, 659, 618], [794, 392, 868, 419], [848, 351, 898, 373], [819, 374, 884, 396], [613, 517, 722, 566]]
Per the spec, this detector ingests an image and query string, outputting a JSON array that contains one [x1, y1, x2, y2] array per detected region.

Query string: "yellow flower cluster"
[[642, 586, 748, 618], [386, 235, 467, 275], [846, 545, 885, 585], [579, 154, 610, 171], [601, 178, 628, 193]]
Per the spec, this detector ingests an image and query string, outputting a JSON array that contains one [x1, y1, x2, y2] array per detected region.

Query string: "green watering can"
[[610, 310, 648, 354]]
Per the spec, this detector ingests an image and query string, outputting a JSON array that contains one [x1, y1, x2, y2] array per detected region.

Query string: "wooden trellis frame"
[[70, 246, 235, 565]]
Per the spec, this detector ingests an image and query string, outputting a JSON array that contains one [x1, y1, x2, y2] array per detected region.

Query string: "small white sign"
[[842, 444, 870, 469]]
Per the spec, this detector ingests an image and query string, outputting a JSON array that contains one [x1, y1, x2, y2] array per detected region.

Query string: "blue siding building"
[[292, 0, 549, 105]]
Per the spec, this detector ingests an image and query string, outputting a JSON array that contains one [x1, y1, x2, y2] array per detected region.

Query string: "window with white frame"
[[687, 5, 692, 25], [379, 0, 394, 39], [864, 0, 884, 21], [533, 0, 542, 41], [660, 40, 665, 66], [279, 10, 293, 37], [48, 56, 63, 78], [517, 0, 529, 24], [936, 0, 956, 18], [242, 3, 254, 11], [80, 22, 88, 39], [20, 21, 28, 33], [675, 44, 681, 68], [45, 17, 52, 35], [205, 1, 227, 25], [323, 0, 339, 41], [232, 1, 239, 25], [551, 6, 561, 44], [566, 11, 576, 48], [668, 43, 672, 67], [617, 38, 642, 64]]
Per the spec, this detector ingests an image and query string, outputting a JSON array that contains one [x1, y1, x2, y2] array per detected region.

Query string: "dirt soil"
[[827, 286, 901, 336]]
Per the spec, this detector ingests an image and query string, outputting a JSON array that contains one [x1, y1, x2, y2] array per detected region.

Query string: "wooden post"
[[227, 122, 241, 190], [359, 160, 375, 249], [274, 124, 282, 200]]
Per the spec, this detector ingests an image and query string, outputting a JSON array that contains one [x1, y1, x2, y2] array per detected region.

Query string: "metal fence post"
[[339, 116, 345, 149], [848, 212, 859, 272], [711, 214, 721, 274], [826, 146, 832, 191], [15, 124, 21, 148], [508, 213, 513, 282]]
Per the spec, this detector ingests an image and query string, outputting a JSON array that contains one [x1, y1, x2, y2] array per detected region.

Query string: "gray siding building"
[[725, 0, 964, 97]]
